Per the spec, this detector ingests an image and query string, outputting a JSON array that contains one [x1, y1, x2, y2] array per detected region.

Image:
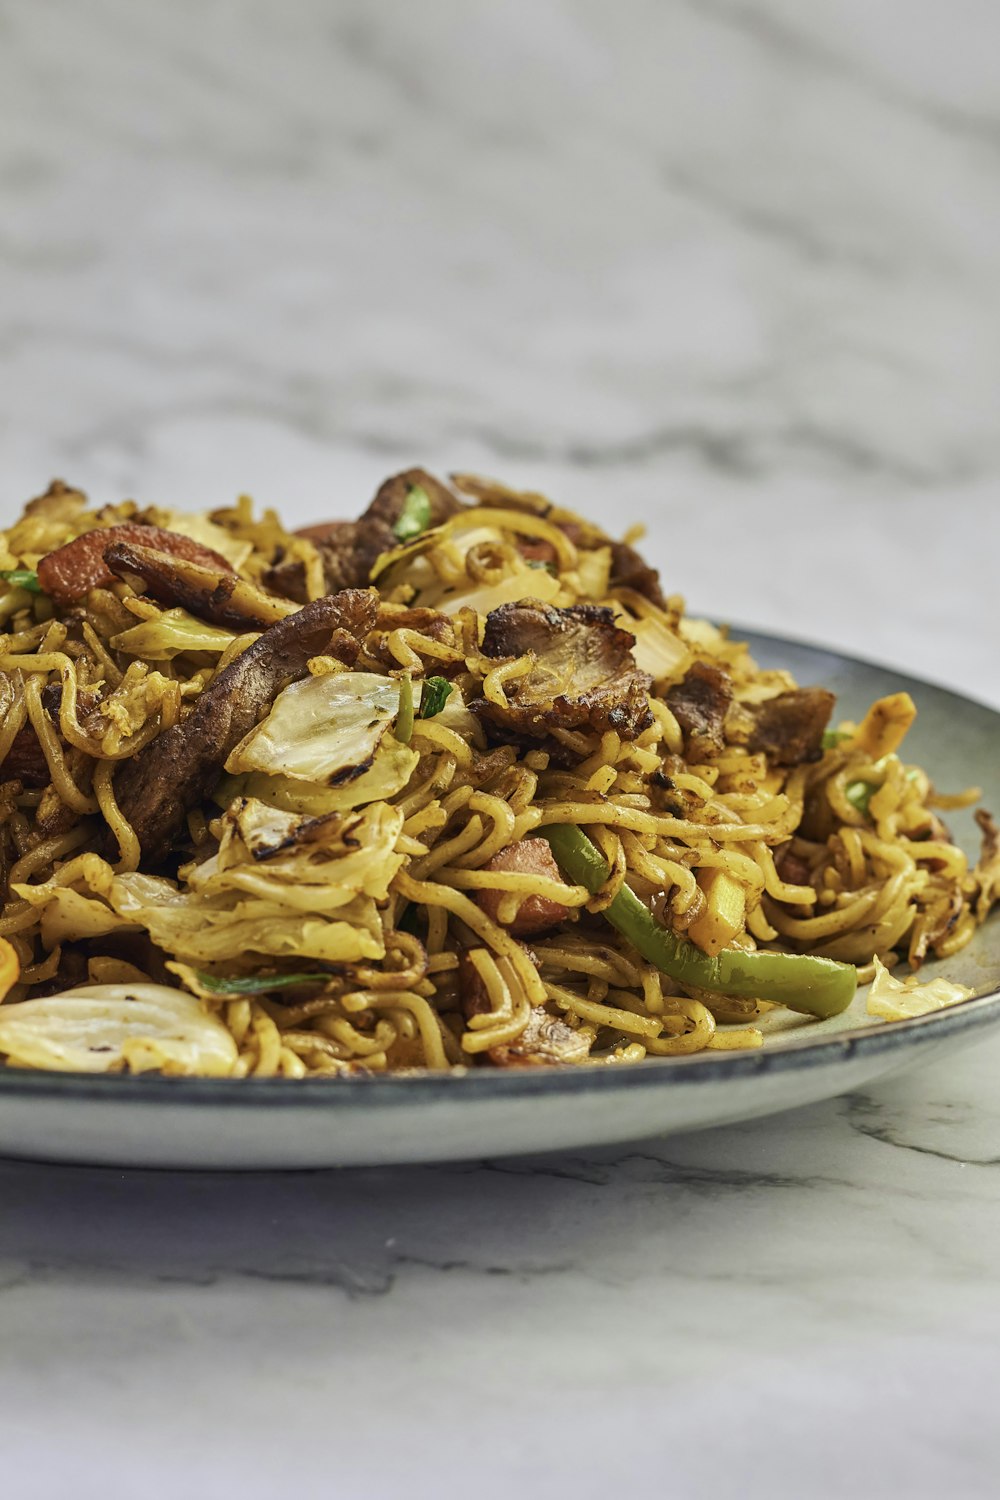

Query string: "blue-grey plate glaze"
[[0, 629, 997, 1169]]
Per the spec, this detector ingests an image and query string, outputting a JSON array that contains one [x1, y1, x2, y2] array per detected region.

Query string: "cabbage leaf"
[[0, 983, 238, 1075], [227, 671, 416, 788]]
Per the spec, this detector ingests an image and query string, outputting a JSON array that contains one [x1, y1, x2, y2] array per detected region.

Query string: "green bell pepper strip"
[[540, 824, 857, 1020]]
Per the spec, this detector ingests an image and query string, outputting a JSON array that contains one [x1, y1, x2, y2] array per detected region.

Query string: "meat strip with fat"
[[112, 590, 379, 864], [37, 523, 235, 607], [104, 540, 296, 630], [740, 687, 836, 766], [471, 599, 653, 742], [665, 660, 734, 760], [267, 468, 464, 602], [475, 839, 572, 937]]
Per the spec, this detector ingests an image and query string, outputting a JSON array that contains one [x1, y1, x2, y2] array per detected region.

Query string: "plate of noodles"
[[0, 470, 998, 1168]]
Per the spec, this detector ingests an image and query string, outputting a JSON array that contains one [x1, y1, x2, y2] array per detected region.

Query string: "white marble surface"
[[2, 2, 1000, 1495]]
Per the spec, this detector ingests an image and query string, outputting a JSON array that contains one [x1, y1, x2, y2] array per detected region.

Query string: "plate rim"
[[0, 984, 999, 1110], [1, 625, 997, 1112]]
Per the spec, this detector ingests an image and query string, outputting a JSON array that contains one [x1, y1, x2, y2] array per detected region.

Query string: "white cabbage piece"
[[227, 671, 414, 787], [111, 607, 237, 661], [162, 510, 254, 570], [625, 612, 691, 683], [867, 956, 973, 1022], [442, 564, 563, 617], [240, 739, 417, 815], [425, 683, 485, 747], [0, 984, 238, 1075], [571, 544, 612, 601]]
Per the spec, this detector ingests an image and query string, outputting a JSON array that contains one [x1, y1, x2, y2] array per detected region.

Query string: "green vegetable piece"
[[540, 824, 857, 1020], [395, 674, 414, 744], [845, 780, 874, 816], [195, 972, 332, 995], [0, 569, 41, 594], [418, 676, 454, 719], [822, 729, 853, 749], [392, 485, 433, 542]]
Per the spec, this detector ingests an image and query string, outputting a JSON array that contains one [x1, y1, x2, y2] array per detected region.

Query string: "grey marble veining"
[[2, 2, 1000, 1496]]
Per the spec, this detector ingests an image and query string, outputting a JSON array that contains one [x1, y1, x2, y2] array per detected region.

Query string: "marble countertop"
[[2, 2, 1000, 1495]]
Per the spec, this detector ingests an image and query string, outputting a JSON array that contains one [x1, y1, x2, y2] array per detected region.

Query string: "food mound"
[[0, 471, 996, 1078]]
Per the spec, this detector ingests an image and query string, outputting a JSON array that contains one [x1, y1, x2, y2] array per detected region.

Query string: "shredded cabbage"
[[111, 607, 237, 661], [627, 612, 692, 683], [14, 801, 404, 966]]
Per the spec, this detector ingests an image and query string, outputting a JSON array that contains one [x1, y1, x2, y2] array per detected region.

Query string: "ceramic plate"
[[1, 629, 998, 1170]]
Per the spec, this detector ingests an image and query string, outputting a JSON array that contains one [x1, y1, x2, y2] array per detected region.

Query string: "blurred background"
[[3, 0, 998, 698]]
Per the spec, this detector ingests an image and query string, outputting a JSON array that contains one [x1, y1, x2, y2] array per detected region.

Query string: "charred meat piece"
[[104, 541, 295, 631], [665, 660, 734, 759], [362, 467, 463, 531], [471, 599, 653, 742], [740, 687, 836, 767], [113, 590, 379, 864], [2, 726, 49, 788], [457, 949, 591, 1067], [475, 839, 572, 938], [38, 524, 235, 607], [609, 540, 667, 609], [374, 603, 455, 642], [364, 603, 460, 674], [268, 469, 464, 604], [268, 517, 398, 603]]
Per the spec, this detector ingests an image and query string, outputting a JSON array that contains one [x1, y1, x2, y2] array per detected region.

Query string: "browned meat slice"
[[104, 541, 295, 630], [268, 470, 464, 604], [361, 467, 463, 530], [471, 599, 653, 742], [609, 540, 667, 609], [375, 603, 455, 642], [741, 687, 836, 766], [457, 949, 591, 1067], [2, 726, 49, 788], [268, 517, 396, 603], [112, 590, 379, 864], [38, 523, 235, 607], [665, 660, 734, 759], [475, 839, 572, 937], [775, 844, 813, 888], [363, 602, 460, 674]]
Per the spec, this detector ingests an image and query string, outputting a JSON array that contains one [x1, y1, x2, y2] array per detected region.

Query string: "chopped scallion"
[[418, 676, 453, 719], [392, 486, 433, 542]]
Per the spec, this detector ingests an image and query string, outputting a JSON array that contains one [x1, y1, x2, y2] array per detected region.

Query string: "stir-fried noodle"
[[0, 472, 996, 1077]]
